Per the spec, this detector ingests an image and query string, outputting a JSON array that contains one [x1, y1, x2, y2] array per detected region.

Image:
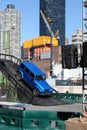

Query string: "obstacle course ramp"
[[0, 53, 69, 106], [0, 54, 33, 103]]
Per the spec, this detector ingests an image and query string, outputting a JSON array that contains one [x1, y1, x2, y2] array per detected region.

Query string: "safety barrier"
[[0, 106, 80, 130], [54, 93, 85, 103]]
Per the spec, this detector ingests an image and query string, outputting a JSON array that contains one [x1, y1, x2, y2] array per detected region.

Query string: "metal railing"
[[0, 53, 33, 103], [0, 53, 22, 65]]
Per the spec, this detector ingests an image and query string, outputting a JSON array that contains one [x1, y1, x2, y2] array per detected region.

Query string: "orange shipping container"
[[23, 36, 59, 50], [52, 38, 58, 46], [27, 40, 32, 48], [23, 40, 28, 48], [23, 40, 32, 48]]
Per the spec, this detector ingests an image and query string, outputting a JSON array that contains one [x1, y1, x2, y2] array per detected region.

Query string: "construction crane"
[[40, 10, 60, 77], [40, 10, 59, 39]]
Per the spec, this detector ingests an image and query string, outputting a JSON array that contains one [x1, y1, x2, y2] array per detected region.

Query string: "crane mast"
[[40, 10, 60, 39], [40, 10, 54, 37]]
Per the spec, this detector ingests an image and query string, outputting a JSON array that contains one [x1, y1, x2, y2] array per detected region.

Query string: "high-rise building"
[[72, 29, 82, 45], [0, 4, 21, 58], [72, 29, 82, 64], [40, 0, 65, 46]]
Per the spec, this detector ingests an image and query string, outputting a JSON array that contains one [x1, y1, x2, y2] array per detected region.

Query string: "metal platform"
[[26, 103, 83, 112], [0, 101, 85, 113]]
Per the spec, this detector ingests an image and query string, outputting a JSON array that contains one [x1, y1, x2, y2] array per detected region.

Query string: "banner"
[[3, 31, 10, 50]]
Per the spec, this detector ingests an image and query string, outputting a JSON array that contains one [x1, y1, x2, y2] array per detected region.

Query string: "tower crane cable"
[[40, 10, 60, 39], [40, 10, 54, 37]]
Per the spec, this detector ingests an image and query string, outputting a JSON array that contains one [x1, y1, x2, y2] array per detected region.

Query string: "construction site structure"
[[23, 36, 58, 60], [83, 0, 87, 42], [81, 0, 87, 109], [23, 36, 58, 49]]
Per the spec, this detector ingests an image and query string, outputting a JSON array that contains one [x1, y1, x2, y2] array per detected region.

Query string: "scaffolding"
[[82, 0, 87, 109]]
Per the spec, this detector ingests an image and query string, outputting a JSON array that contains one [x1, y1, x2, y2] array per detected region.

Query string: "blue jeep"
[[15, 61, 53, 96]]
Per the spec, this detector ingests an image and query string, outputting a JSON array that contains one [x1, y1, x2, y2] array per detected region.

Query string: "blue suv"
[[15, 61, 53, 96]]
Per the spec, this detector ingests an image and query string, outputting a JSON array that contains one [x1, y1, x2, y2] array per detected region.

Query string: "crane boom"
[[40, 10, 54, 37]]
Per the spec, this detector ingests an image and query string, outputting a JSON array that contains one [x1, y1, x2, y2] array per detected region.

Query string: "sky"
[[66, 0, 82, 43], [0, 0, 82, 44]]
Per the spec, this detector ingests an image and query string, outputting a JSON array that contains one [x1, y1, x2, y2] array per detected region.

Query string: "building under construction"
[[23, 36, 62, 76], [23, 0, 65, 76], [23, 36, 58, 59]]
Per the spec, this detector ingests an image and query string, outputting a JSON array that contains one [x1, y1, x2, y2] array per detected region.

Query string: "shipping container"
[[52, 37, 58, 46], [23, 36, 58, 50], [41, 51, 50, 59], [23, 40, 32, 49]]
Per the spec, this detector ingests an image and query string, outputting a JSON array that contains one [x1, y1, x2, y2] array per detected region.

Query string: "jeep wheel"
[[33, 88, 39, 97], [16, 72, 22, 81]]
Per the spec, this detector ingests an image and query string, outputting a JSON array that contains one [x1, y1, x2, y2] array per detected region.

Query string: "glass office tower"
[[40, 0, 65, 46]]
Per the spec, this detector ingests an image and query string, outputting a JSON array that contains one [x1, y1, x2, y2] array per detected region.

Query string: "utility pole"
[[47, 18, 53, 77]]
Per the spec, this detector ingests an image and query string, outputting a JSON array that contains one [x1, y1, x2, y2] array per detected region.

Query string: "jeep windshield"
[[35, 75, 46, 80]]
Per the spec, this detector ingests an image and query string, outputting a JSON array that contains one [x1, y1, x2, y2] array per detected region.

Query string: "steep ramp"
[[0, 54, 69, 106]]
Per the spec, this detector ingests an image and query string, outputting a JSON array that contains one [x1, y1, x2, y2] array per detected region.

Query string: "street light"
[[47, 18, 53, 77], [55, 30, 60, 63]]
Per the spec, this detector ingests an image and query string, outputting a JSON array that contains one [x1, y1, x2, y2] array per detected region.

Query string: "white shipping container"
[[53, 64, 82, 80], [41, 51, 50, 59]]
